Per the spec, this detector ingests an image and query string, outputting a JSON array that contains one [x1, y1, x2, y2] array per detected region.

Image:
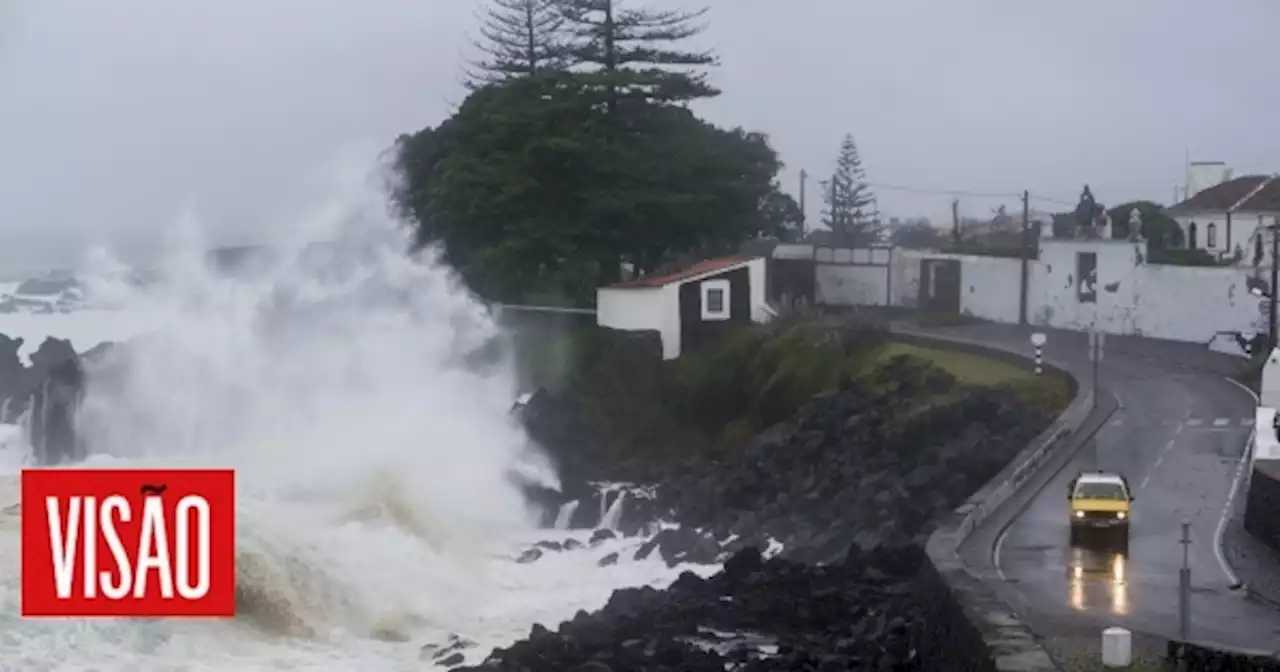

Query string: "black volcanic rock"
[[0, 334, 23, 421], [26, 340, 86, 466], [0, 335, 89, 466], [490, 324, 1056, 672], [458, 547, 926, 671], [645, 360, 1043, 564]]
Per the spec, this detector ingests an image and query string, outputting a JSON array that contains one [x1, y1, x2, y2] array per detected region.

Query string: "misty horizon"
[[3, 0, 1279, 269]]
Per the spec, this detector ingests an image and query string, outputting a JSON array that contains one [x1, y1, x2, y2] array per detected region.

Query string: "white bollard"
[[1101, 626, 1132, 667]]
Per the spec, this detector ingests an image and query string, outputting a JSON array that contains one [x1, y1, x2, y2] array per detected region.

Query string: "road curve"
[[912, 322, 1280, 654]]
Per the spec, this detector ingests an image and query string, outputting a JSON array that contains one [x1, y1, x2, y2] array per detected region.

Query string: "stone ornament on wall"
[[1128, 208, 1143, 242]]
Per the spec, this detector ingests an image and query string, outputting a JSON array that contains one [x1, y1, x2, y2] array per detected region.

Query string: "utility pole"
[[1178, 519, 1191, 641], [951, 198, 961, 244], [1270, 223, 1278, 348], [830, 174, 843, 243], [1019, 190, 1030, 325], [798, 169, 808, 236]]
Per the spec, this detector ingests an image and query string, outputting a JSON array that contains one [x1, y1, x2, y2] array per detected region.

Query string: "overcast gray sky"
[[3, 0, 1279, 272]]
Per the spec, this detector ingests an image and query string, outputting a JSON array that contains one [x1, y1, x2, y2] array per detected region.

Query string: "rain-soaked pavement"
[[905, 322, 1280, 655]]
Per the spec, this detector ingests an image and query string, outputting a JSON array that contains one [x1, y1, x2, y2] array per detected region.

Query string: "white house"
[[595, 255, 770, 360], [1167, 174, 1280, 265]]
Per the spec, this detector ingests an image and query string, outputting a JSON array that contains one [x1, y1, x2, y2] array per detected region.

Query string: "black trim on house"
[[679, 265, 750, 355]]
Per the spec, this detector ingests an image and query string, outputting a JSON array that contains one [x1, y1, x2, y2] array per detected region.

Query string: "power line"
[[865, 181, 1017, 199], [863, 181, 1075, 208]]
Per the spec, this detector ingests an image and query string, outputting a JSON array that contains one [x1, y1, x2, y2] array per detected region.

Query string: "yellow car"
[[1068, 471, 1133, 542]]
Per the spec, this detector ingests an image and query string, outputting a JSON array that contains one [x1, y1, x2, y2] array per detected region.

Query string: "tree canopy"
[[820, 134, 880, 245], [393, 66, 796, 302], [1106, 200, 1183, 248], [466, 0, 568, 87]]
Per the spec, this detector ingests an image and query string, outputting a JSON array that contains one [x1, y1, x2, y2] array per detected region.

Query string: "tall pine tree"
[[556, 0, 718, 110], [466, 0, 567, 87], [820, 134, 880, 245]]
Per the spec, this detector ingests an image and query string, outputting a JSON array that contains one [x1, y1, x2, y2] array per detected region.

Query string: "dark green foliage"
[[820, 134, 881, 245], [557, 0, 718, 106], [392, 70, 793, 302], [664, 317, 889, 438], [466, 0, 568, 87], [393, 0, 799, 302], [1107, 200, 1184, 248]]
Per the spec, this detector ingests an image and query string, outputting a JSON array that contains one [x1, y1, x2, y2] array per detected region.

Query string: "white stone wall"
[[955, 254, 1022, 323], [595, 285, 681, 359], [809, 239, 1267, 349], [1133, 264, 1264, 342], [814, 246, 892, 306], [816, 265, 890, 305], [1029, 240, 1145, 333], [890, 249, 1022, 323], [746, 257, 770, 321]]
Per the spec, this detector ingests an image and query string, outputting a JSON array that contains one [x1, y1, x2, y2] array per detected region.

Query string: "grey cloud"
[[2, 0, 1277, 271]]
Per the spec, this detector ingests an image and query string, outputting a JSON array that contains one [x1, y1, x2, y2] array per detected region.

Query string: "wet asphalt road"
[[903, 322, 1280, 653]]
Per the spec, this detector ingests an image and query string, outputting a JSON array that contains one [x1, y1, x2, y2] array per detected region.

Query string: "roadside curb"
[[1218, 375, 1280, 614], [899, 326, 1093, 672]]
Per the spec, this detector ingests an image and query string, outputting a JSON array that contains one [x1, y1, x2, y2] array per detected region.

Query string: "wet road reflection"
[[1067, 542, 1129, 615]]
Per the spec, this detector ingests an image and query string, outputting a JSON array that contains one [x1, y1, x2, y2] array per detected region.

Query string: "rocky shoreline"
[[460, 347, 1058, 670], [0, 333, 93, 465]]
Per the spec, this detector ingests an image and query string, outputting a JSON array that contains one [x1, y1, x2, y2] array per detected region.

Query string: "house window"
[[700, 278, 730, 320], [707, 289, 724, 312], [1188, 222, 1198, 249], [1207, 223, 1217, 248]]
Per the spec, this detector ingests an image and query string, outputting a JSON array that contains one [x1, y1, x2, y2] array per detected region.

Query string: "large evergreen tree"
[[466, 0, 567, 87], [556, 0, 718, 109], [820, 134, 880, 244], [391, 73, 789, 301]]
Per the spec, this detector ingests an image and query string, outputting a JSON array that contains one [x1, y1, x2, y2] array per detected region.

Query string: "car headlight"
[[1116, 512, 1126, 520], [1075, 510, 1085, 518]]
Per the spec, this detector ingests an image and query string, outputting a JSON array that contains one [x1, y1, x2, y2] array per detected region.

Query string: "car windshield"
[[1074, 482, 1127, 500]]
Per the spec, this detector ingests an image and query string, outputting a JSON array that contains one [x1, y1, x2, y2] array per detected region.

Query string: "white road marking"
[[1214, 426, 1252, 587], [1140, 426, 1184, 491], [993, 517, 1010, 582], [1214, 417, 1230, 427], [1186, 418, 1203, 426], [1215, 375, 1259, 587]]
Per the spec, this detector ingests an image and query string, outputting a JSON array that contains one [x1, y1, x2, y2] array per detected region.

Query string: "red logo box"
[[21, 468, 235, 617]]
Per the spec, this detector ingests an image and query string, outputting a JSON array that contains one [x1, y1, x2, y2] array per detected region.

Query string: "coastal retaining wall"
[[904, 330, 1089, 672]]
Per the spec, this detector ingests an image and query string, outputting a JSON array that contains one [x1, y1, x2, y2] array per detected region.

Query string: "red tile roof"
[[1169, 175, 1280, 214], [608, 255, 750, 288]]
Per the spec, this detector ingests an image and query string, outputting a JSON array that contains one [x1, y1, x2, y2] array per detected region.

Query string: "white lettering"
[[43, 492, 215, 601], [175, 496, 210, 599], [99, 496, 131, 599], [82, 496, 97, 598], [134, 497, 173, 599], [45, 496, 80, 600]]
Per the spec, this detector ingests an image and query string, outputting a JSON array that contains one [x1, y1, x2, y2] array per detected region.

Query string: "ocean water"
[[0, 193, 719, 670]]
